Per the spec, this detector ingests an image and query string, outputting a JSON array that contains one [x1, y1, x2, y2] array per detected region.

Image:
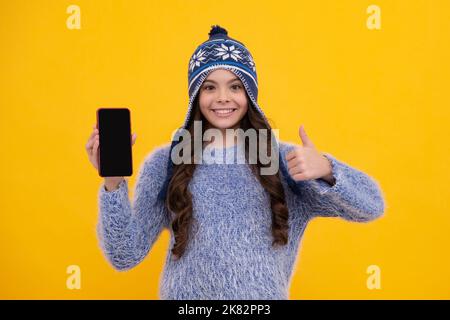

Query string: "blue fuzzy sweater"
[[97, 141, 385, 300]]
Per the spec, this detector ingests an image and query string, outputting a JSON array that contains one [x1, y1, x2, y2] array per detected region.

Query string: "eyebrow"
[[203, 77, 240, 84]]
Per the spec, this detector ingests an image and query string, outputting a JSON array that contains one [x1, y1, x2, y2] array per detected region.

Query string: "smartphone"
[[96, 108, 133, 177]]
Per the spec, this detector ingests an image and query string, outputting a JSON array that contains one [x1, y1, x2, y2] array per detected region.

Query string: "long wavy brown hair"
[[166, 92, 290, 260]]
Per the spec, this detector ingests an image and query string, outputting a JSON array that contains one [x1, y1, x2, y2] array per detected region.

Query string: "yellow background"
[[1, 0, 449, 299]]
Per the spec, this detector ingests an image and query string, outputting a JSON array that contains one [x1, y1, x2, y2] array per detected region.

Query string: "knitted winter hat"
[[157, 25, 294, 201], [185, 25, 263, 126]]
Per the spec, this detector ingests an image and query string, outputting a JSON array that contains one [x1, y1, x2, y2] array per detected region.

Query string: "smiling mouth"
[[211, 109, 237, 117]]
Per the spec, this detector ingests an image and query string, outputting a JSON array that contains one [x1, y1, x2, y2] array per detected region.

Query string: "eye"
[[203, 85, 214, 91], [231, 84, 242, 90]]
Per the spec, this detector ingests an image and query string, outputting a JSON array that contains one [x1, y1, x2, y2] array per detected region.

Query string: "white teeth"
[[214, 109, 235, 114]]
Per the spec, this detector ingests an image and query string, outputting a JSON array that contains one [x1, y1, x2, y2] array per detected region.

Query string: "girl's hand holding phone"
[[85, 124, 137, 191]]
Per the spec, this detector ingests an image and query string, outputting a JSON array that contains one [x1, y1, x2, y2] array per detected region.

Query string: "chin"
[[208, 120, 240, 130], [207, 113, 242, 127]]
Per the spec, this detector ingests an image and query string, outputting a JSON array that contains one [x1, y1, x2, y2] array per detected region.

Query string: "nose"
[[217, 87, 230, 103]]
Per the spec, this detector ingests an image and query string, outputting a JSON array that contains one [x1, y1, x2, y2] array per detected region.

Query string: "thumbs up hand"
[[285, 125, 335, 184]]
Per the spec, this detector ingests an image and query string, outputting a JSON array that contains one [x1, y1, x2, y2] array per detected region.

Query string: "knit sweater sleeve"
[[96, 144, 171, 271], [280, 142, 386, 222]]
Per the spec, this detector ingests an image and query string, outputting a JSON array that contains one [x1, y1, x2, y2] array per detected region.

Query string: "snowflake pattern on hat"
[[188, 41, 256, 78], [214, 43, 243, 61], [247, 54, 256, 72], [189, 48, 207, 72]]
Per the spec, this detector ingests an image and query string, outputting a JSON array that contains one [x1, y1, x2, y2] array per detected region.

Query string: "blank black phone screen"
[[96, 108, 133, 177]]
